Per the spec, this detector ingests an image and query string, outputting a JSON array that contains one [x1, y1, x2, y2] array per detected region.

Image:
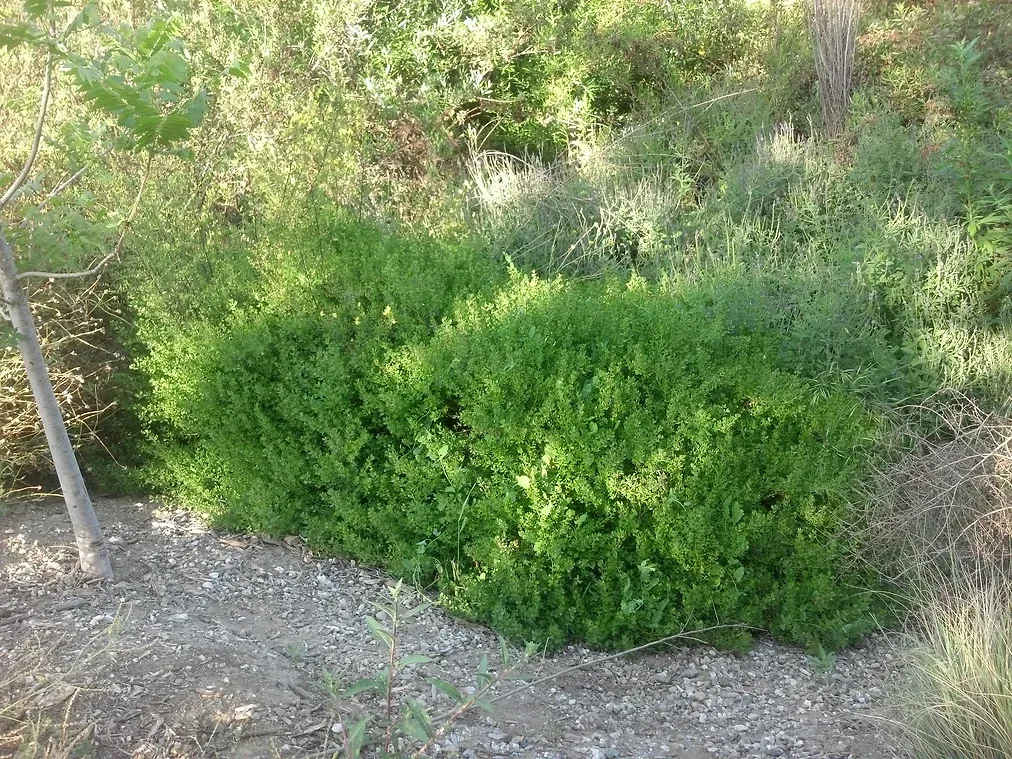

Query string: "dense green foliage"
[[140, 216, 503, 526], [140, 212, 878, 650], [4, 0, 1012, 651], [339, 0, 760, 156]]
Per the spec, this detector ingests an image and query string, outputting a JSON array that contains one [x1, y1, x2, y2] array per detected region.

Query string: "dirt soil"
[[1, 498, 905, 759]]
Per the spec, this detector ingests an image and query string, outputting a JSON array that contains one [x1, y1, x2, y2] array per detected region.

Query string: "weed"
[[807, 643, 838, 679], [284, 642, 308, 664], [315, 580, 536, 758]]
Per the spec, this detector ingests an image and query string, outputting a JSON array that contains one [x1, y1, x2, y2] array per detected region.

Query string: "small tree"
[[0, 2, 208, 578]]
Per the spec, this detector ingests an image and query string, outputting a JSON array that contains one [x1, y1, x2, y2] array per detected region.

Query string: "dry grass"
[[862, 391, 1012, 586], [1, 279, 121, 495], [1, 638, 106, 759], [865, 391, 1012, 758], [810, 0, 858, 135], [900, 576, 1012, 759], [0, 603, 139, 758]]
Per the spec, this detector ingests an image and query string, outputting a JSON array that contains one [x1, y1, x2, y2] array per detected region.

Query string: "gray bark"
[[0, 222, 112, 579]]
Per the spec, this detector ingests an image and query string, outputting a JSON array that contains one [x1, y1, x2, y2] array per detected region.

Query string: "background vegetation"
[[3, 0, 1011, 669]]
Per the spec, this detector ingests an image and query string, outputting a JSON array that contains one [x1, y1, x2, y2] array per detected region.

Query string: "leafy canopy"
[[1, 0, 210, 153]]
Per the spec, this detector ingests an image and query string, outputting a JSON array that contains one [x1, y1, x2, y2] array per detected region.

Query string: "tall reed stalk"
[[810, 0, 859, 135]]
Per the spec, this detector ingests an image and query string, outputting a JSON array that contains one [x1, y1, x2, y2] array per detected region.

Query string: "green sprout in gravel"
[[318, 581, 537, 758]]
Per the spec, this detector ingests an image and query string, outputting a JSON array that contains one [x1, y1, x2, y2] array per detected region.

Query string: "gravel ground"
[[0, 498, 905, 758]]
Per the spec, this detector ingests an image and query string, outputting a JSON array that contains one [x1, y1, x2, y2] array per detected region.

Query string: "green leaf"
[[430, 678, 464, 703], [65, 2, 100, 35], [365, 616, 394, 651], [498, 635, 511, 668], [476, 654, 493, 687], [401, 715, 430, 742], [367, 602, 395, 622], [132, 111, 197, 149], [24, 0, 71, 19], [346, 717, 369, 759], [473, 698, 495, 712], [400, 600, 432, 619], [401, 700, 434, 742], [146, 49, 188, 85], [733, 565, 745, 582], [0, 23, 41, 50], [226, 55, 251, 79], [398, 654, 433, 669], [184, 90, 209, 125], [342, 676, 382, 698], [72, 76, 140, 116], [135, 16, 181, 57]]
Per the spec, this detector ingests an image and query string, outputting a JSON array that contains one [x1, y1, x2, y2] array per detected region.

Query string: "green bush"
[[139, 212, 504, 531], [366, 276, 878, 649], [142, 213, 880, 651], [343, 0, 762, 157]]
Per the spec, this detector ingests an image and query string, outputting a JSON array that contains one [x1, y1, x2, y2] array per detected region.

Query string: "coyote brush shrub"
[[143, 215, 879, 651]]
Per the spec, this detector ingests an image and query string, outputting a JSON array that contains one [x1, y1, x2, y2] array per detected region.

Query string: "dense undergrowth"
[[3, 0, 1012, 658], [139, 213, 879, 649]]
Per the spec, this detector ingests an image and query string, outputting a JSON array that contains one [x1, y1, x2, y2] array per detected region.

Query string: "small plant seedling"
[[284, 641, 308, 663], [318, 579, 537, 758], [807, 643, 837, 678]]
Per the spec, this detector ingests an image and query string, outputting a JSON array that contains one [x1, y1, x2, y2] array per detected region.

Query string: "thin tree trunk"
[[0, 222, 112, 579]]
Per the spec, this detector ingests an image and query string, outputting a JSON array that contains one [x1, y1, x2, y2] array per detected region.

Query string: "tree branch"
[[16, 251, 118, 282], [37, 166, 88, 213], [14, 166, 90, 230], [17, 156, 153, 282], [0, 56, 53, 211]]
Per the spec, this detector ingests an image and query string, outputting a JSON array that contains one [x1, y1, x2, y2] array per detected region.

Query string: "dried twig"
[[859, 390, 1012, 585]]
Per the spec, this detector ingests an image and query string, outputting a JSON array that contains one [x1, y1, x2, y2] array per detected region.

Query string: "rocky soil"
[[1, 498, 905, 759]]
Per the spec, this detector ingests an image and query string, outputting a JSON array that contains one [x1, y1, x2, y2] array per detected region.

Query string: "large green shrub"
[[364, 276, 878, 649], [143, 214, 879, 651]]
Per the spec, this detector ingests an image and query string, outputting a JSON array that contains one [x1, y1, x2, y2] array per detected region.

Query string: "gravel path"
[[1, 498, 905, 758]]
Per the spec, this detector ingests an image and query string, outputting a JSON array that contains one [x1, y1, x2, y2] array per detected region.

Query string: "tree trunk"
[[0, 222, 112, 579]]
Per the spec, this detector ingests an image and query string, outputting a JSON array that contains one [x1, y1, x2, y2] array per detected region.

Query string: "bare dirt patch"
[[1, 498, 903, 759]]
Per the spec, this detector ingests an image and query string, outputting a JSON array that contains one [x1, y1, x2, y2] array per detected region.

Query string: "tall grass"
[[901, 575, 1012, 759], [467, 147, 686, 278]]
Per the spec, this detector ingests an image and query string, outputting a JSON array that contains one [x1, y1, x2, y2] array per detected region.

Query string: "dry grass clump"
[[863, 391, 1012, 585], [866, 391, 1012, 758], [810, 0, 859, 135], [900, 575, 1012, 759], [467, 144, 686, 278], [1, 280, 121, 496]]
